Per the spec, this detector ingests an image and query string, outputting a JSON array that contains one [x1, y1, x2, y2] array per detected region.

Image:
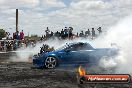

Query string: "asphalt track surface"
[[0, 62, 80, 88], [0, 61, 132, 88], [0, 52, 132, 88]]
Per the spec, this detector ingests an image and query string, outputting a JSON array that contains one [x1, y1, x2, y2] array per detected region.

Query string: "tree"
[[0, 29, 6, 40]]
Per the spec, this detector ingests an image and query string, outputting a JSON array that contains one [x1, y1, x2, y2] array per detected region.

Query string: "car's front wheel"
[[44, 56, 57, 69]]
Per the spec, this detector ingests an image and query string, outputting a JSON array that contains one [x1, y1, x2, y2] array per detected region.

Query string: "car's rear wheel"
[[99, 56, 116, 73], [44, 56, 57, 69]]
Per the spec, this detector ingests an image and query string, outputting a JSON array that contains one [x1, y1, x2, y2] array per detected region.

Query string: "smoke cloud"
[[94, 15, 132, 74], [10, 15, 132, 74], [9, 37, 93, 62]]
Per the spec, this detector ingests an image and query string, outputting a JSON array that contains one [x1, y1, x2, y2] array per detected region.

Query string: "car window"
[[67, 44, 85, 51], [85, 43, 94, 50], [64, 43, 94, 51]]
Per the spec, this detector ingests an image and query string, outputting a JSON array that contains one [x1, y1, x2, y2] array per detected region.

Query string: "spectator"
[[16, 31, 20, 40], [76, 32, 79, 37], [13, 40, 18, 50], [6, 32, 10, 39], [41, 35, 44, 41], [61, 29, 64, 39], [97, 27, 102, 34], [20, 30, 24, 40], [54, 31, 60, 38], [85, 29, 90, 36], [0, 26, 104, 52], [69, 27, 73, 38], [45, 27, 50, 38], [64, 28, 68, 38], [13, 32, 16, 39], [61, 29, 64, 35], [50, 31, 54, 37], [3, 40, 7, 52], [79, 31, 84, 37], [92, 28, 96, 38]]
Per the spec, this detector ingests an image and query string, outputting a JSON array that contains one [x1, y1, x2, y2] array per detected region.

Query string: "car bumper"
[[33, 57, 44, 67]]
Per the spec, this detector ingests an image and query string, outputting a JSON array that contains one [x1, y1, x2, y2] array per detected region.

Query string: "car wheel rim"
[[45, 57, 56, 69]]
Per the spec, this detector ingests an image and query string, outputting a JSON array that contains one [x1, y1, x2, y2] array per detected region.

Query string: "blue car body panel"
[[32, 42, 118, 68]]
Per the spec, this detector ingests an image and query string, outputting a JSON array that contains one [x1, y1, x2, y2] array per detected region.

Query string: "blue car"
[[33, 42, 118, 69]]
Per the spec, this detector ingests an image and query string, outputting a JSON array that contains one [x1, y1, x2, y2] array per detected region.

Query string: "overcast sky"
[[0, 0, 132, 36]]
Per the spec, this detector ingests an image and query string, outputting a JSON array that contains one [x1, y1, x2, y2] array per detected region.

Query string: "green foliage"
[[0, 29, 6, 39], [25, 35, 40, 40], [31, 34, 38, 37]]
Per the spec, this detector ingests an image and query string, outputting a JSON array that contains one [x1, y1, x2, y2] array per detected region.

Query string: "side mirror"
[[65, 49, 71, 53]]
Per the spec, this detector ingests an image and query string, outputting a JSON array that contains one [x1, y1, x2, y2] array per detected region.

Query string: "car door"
[[60, 44, 81, 64], [74, 43, 93, 64], [78, 50, 90, 64]]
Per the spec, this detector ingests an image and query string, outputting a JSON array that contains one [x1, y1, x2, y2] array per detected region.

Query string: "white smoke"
[[94, 15, 132, 74], [9, 15, 132, 74], [9, 43, 43, 62], [9, 38, 60, 62], [9, 37, 93, 62]]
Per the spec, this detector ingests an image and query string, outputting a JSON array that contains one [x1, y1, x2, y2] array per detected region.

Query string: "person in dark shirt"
[[76, 32, 79, 37], [85, 29, 90, 36], [61, 29, 64, 39], [61, 29, 64, 35], [64, 28, 68, 38], [16, 31, 20, 40], [92, 28, 95, 38], [50, 31, 54, 37], [55, 31, 60, 38], [69, 27, 73, 38], [13, 32, 16, 39], [45, 27, 50, 38], [97, 27, 102, 34], [79, 31, 84, 37]]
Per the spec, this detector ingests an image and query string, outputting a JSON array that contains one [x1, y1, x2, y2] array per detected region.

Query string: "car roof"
[[67, 42, 86, 46], [67, 42, 94, 48]]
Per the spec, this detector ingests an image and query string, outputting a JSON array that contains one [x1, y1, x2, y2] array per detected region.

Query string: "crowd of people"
[[41, 27, 102, 40], [13, 30, 24, 40], [40, 44, 54, 54], [0, 27, 102, 52], [0, 29, 36, 52], [0, 40, 36, 52]]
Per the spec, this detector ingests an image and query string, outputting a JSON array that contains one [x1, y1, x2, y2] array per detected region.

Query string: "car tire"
[[44, 56, 57, 69], [99, 56, 116, 73]]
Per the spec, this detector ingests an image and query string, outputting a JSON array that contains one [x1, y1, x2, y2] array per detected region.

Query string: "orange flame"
[[78, 66, 86, 76]]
